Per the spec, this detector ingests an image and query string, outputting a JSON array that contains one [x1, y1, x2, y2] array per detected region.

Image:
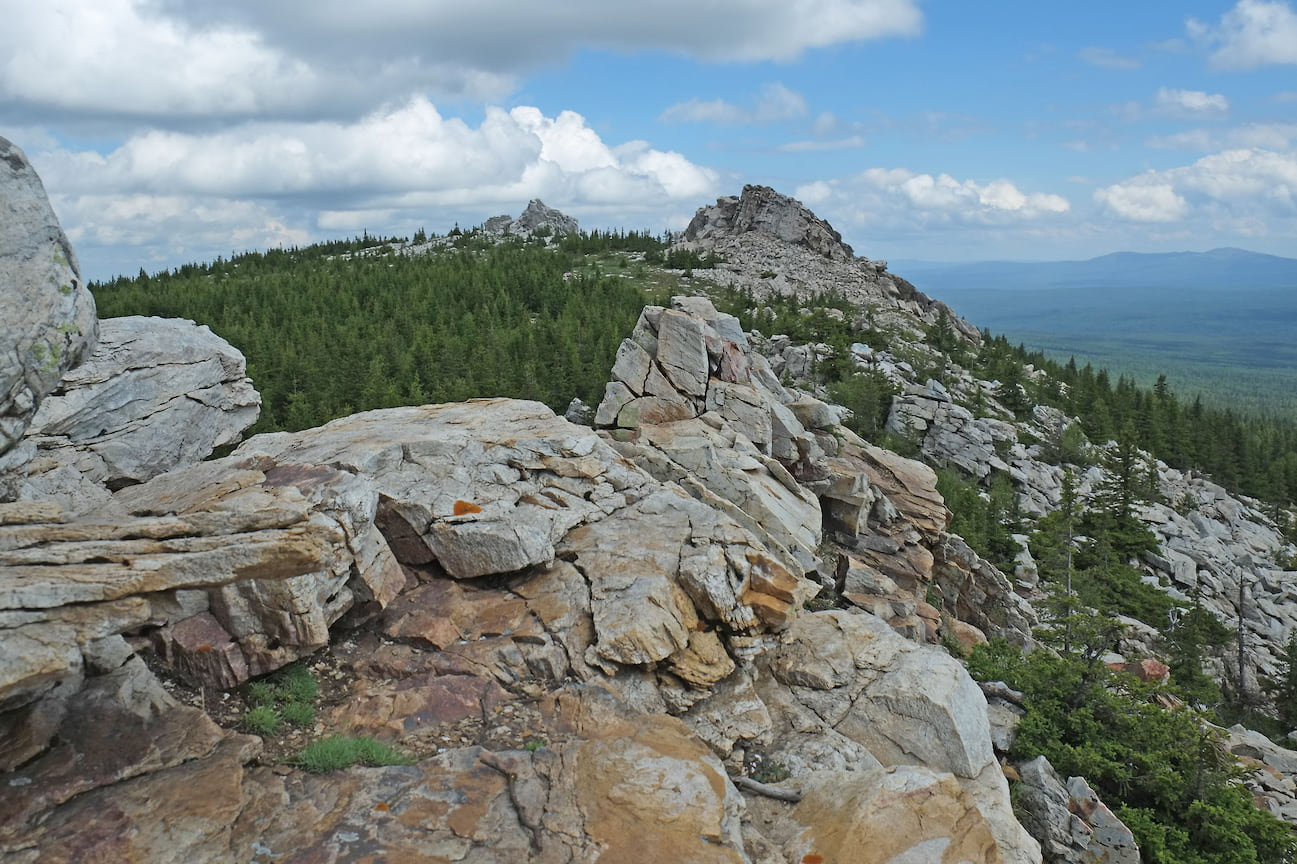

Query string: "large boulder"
[[0, 137, 98, 481], [25, 316, 260, 488]]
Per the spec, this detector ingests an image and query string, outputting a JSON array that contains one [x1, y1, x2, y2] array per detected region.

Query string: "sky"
[[2, 0, 1295, 282]]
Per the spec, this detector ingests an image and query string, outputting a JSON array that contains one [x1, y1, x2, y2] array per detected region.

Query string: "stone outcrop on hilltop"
[[685, 184, 855, 262], [12, 151, 1296, 861], [0, 137, 98, 494], [0, 157, 1046, 863], [679, 184, 981, 344], [482, 198, 579, 237]]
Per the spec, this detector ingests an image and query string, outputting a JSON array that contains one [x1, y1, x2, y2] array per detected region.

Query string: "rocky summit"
[[2, 144, 1296, 863]]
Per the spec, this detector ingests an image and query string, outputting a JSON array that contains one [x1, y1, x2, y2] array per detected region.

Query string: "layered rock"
[[24, 316, 261, 491], [0, 164, 1056, 862], [0, 452, 405, 770], [1016, 756, 1140, 864], [594, 297, 824, 574], [677, 184, 979, 343], [0, 137, 98, 489]]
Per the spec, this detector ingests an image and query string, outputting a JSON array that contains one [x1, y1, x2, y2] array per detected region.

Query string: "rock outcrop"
[[0, 137, 97, 490], [1016, 756, 1140, 864], [685, 184, 855, 262], [24, 316, 261, 491], [482, 198, 579, 237]]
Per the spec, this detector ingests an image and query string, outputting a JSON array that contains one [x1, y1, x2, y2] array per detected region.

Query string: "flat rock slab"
[[236, 399, 650, 579]]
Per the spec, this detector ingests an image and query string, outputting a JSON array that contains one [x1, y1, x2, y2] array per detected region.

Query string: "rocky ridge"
[[4, 154, 1295, 861], [0, 152, 1047, 862]]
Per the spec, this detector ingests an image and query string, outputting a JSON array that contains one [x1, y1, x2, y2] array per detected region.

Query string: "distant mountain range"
[[892, 248, 1297, 293]]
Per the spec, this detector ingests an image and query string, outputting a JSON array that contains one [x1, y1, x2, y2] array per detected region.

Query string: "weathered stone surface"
[[4, 734, 259, 864], [560, 486, 813, 684], [761, 610, 1039, 864], [512, 198, 579, 235], [632, 419, 822, 571], [26, 316, 260, 486], [1016, 756, 1140, 864], [237, 399, 649, 579], [786, 765, 1002, 864], [1, 453, 404, 696], [0, 137, 98, 468], [0, 656, 239, 844], [656, 309, 710, 397]]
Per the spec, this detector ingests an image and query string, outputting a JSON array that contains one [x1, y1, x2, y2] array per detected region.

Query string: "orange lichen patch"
[[453, 500, 483, 516], [373, 801, 390, 812], [803, 855, 825, 864]]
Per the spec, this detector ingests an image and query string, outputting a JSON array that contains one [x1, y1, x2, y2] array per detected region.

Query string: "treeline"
[[975, 332, 1297, 513], [92, 239, 669, 434]]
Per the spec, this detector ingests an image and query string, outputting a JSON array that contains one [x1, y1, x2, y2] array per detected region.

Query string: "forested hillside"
[[92, 232, 674, 434]]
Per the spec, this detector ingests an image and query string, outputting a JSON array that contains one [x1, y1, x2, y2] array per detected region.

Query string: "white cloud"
[[1147, 123, 1297, 151], [1156, 87, 1230, 113], [660, 83, 808, 125], [1277, 91, 1297, 102], [794, 168, 1070, 230], [1094, 183, 1189, 222], [1078, 46, 1141, 70], [1, 0, 921, 120], [1188, 0, 1297, 69], [31, 99, 718, 277], [1095, 148, 1297, 224], [0, 0, 323, 116]]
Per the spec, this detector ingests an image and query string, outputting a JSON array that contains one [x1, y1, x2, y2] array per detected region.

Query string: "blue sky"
[[2, 0, 1295, 281]]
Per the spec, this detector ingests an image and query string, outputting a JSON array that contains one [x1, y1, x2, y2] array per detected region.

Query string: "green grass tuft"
[[244, 706, 282, 736], [296, 736, 410, 773]]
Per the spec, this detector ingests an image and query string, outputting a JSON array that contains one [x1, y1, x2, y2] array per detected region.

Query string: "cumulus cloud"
[[1156, 87, 1230, 114], [0, 0, 322, 116], [1, 0, 921, 120], [37, 99, 715, 205], [660, 83, 808, 125], [1078, 46, 1141, 70], [30, 100, 718, 277], [1094, 183, 1189, 222], [792, 168, 1069, 231], [1095, 148, 1297, 224], [1188, 0, 1297, 69]]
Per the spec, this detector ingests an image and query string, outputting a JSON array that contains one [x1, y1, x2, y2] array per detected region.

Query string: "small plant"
[[244, 706, 282, 736], [281, 701, 317, 728], [277, 664, 320, 703], [245, 681, 277, 707], [296, 736, 410, 773], [752, 760, 791, 784], [524, 739, 546, 752]]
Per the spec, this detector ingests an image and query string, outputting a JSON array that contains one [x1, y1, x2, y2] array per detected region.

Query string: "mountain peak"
[[684, 184, 854, 262]]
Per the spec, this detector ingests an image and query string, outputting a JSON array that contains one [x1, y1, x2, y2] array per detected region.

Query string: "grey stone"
[[0, 137, 98, 466]]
